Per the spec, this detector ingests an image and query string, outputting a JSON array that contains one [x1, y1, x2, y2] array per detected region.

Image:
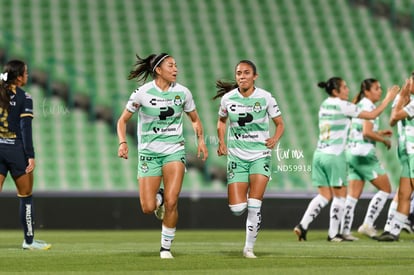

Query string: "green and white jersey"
[[316, 97, 362, 155], [125, 81, 196, 156], [218, 87, 281, 161], [395, 94, 414, 155], [347, 97, 378, 156]]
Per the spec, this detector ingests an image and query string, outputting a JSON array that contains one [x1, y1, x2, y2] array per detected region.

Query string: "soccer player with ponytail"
[[214, 60, 284, 258], [340, 78, 393, 240], [294, 77, 398, 242], [0, 60, 51, 250], [117, 53, 208, 258]]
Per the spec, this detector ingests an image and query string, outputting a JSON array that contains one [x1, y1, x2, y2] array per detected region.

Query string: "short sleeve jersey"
[[316, 97, 362, 155], [0, 87, 33, 145], [218, 87, 281, 161], [347, 97, 378, 156], [395, 94, 414, 155], [125, 81, 196, 156]]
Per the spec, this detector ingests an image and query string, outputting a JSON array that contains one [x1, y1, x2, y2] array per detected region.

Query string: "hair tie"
[[0, 72, 8, 82]]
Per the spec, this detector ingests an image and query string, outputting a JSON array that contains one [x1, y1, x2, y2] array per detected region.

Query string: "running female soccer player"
[[214, 60, 284, 258], [117, 53, 208, 258]]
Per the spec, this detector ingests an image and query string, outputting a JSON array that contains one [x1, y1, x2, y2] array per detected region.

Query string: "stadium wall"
[[0, 194, 390, 230]]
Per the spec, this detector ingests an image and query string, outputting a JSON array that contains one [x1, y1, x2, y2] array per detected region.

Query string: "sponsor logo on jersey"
[[234, 133, 259, 139], [237, 113, 253, 126]]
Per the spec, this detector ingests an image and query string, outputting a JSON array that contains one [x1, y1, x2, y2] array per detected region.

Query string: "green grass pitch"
[[1, 229, 414, 274]]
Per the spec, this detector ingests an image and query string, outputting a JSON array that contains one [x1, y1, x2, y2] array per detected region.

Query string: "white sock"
[[340, 196, 358, 235], [384, 200, 398, 232], [363, 190, 389, 226], [299, 194, 329, 230], [389, 211, 407, 236], [161, 225, 175, 251], [328, 197, 345, 238], [245, 198, 262, 250]]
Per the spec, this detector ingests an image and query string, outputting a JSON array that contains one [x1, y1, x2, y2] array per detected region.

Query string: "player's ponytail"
[[128, 53, 169, 84], [318, 77, 343, 96], [0, 75, 10, 110], [353, 78, 377, 104], [213, 80, 238, 99], [213, 60, 257, 100], [0, 60, 26, 110]]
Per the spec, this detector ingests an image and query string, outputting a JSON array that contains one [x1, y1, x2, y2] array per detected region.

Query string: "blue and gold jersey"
[[0, 87, 33, 144]]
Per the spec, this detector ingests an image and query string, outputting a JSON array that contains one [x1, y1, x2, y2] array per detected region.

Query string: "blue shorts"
[[0, 142, 28, 178]]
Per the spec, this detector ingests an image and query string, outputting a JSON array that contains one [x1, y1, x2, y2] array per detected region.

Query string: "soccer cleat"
[[340, 234, 359, 241], [160, 250, 174, 259], [327, 234, 343, 242], [243, 247, 257, 259], [376, 232, 399, 242], [293, 224, 307, 241], [154, 188, 165, 220], [22, 240, 52, 250], [358, 223, 377, 238]]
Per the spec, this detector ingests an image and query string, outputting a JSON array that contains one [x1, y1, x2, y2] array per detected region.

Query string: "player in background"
[[294, 77, 399, 242], [339, 78, 393, 240], [117, 53, 208, 258], [377, 77, 414, 241], [0, 60, 51, 250], [214, 60, 284, 258]]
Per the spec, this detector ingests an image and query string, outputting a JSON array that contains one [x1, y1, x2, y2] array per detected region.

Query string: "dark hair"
[[213, 60, 258, 100], [352, 78, 378, 104], [128, 53, 170, 83], [0, 59, 26, 110], [317, 77, 343, 96]]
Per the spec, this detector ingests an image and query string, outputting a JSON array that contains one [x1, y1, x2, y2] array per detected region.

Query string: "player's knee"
[[229, 202, 247, 216], [163, 198, 178, 212], [141, 202, 156, 214]]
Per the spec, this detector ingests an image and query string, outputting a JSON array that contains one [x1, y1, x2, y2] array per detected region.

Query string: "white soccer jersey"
[[347, 97, 378, 156], [394, 94, 414, 155], [125, 81, 196, 156], [316, 97, 362, 155], [218, 87, 281, 161]]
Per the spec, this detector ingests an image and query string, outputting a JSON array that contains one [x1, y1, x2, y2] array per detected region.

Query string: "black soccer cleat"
[[376, 231, 399, 242], [294, 224, 307, 241]]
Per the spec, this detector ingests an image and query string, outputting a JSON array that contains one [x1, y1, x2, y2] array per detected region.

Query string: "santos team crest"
[[253, 102, 262, 112], [141, 162, 149, 173], [174, 95, 182, 106]]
